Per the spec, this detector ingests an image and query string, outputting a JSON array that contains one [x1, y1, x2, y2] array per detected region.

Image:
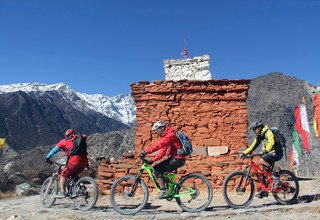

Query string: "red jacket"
[[145, 128, 186, 162], [56, 136, 88, 164]]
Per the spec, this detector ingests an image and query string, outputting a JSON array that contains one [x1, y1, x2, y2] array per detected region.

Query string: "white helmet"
[[151, 120, 165, 131]]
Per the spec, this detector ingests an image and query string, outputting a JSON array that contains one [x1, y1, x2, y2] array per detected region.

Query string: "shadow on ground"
[[298, 194, 320, 203]]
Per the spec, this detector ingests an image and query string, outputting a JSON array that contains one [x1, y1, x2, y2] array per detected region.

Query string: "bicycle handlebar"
[[140, 155, 146, 163], [139, 155, 153, 165]]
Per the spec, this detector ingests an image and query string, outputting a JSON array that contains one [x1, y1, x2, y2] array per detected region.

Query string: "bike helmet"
[[151, 120, 165, 131], [64, 129, 76, 137], [249, 121, 264, 130]]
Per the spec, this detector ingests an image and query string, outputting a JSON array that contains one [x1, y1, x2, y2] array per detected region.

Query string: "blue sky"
[[0, 0, 319, 96]]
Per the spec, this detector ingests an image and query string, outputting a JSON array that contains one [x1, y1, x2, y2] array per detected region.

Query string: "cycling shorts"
[[262, 152, 281, 166], [61, 161, 87, 178], [154, 157, 185, 178]]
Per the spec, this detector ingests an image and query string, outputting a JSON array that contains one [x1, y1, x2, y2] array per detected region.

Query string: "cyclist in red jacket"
[[45, 129, 88, 198], [140, 120, 186, 199]]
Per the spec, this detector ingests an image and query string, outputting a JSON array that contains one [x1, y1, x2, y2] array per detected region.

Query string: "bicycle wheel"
[[222, 171, 255, 209], [110, 175, 148, 215], [40, 177, 58, 208], [73, 176, 98, 211], [175, 173, 213, 212], [272, 170, 299, 205]]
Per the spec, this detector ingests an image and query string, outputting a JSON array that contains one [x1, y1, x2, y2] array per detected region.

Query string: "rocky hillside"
[[0, 128, 135, 192], [247, 72, 320, 174]]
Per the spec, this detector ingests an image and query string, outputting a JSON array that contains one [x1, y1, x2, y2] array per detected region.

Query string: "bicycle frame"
[[46, 161, 79, 198], [132, 158, 197, 198], [243, 155, 274, 192]]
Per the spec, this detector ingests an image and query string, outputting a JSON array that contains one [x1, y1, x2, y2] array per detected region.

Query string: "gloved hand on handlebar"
[[259, 150, 267, 156], [45, 157, 52, 164], [140, 151, 146, 158], [239, 153, 245, 159]]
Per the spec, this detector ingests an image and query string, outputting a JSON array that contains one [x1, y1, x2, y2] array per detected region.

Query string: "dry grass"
[[0, 190, 16, 200]]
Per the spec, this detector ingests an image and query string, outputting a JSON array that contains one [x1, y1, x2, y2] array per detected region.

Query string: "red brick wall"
[[98, 79, 250, 193]]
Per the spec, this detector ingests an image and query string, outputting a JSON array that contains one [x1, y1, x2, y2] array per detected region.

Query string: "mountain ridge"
[[0, 82, 136, 126], [0, 82, 135, 151]]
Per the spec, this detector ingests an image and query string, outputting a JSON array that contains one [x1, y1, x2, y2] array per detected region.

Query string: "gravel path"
[[1, 176, 320, 220]]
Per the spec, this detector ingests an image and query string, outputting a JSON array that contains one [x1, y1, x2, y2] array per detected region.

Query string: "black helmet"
[[250, 121, 264, 130]]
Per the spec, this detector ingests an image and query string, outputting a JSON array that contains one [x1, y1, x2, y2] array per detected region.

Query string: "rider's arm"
[[263, 129, 275, 152], [46, 146, 60, 158], [145, 136, 169, 162], [243, 138, 260, 155], [150, 147, 167, 162]]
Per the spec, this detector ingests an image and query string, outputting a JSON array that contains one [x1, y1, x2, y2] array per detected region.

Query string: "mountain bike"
[[222, 153, 299, 209], [40, 160, 98, 211], [110, 155, 213, 215]]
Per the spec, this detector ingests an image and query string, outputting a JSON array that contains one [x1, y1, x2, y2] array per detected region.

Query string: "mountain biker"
[[45, 129, 88, 199], [140, 120, 186, 199], [240, 121, 281, 198]]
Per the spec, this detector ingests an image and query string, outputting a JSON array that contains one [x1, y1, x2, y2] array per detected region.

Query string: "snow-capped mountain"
[[0, 82, 136, 126], [78, 93, 136, 126]]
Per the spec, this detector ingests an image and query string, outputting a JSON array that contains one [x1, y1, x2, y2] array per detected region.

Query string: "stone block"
[[192, 147, 208, 155], [207, 146, 229, 156]]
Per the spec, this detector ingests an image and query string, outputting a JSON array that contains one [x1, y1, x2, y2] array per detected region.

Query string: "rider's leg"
[[59, 176, 66, 193], [55, 161, 85, 198], [154, 160, 170, 199], [54, 174, 67, 198], [154, 158, 185, 199], [157, 176, 165, 189], [255, 157, 272, 198], [261, 153, 280, 189]]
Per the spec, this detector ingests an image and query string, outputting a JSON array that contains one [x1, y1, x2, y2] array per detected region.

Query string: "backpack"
[[69, 134, 88, 157], [269, 127, 286, 158], [175, 131, 193, 156]]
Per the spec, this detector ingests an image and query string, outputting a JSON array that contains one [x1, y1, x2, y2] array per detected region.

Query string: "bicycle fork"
[[129, 169, 145, 197], [237, 168, 251, 193], [45, 173, 58, 195]]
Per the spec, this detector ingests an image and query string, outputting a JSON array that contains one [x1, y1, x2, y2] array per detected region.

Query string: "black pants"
[[154, 157, 185, 178], [262, 151, 282, 167]]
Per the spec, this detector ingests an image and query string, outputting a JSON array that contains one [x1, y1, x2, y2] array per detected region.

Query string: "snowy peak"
[[0, 82, 136, 126], [0, 82, 72, 94], [78, 92, 136, 126]]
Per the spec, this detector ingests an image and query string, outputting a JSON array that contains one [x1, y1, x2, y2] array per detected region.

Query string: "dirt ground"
[[1, 175, 320, 220]]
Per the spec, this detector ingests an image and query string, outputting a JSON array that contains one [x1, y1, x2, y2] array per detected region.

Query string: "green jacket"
[[243, 125, 276, 155]]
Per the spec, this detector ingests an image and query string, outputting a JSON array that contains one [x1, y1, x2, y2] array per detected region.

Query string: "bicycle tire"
[[175, 173, 213, 212], [272, 169, 299, 205], [73, 176, 98, 211], [222, 171, 255, 209], [110, 175, 149, 215], [40, 177, 58, 208]]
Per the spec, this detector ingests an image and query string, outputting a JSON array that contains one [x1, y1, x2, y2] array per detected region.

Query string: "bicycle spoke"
[[40, 177, 58, 208], [74, 177, 98, 211], [272, 170, 299, 205], [110, 175, 148, 215], [222, 171, 254, 209], [176, 173, 213, 212]]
